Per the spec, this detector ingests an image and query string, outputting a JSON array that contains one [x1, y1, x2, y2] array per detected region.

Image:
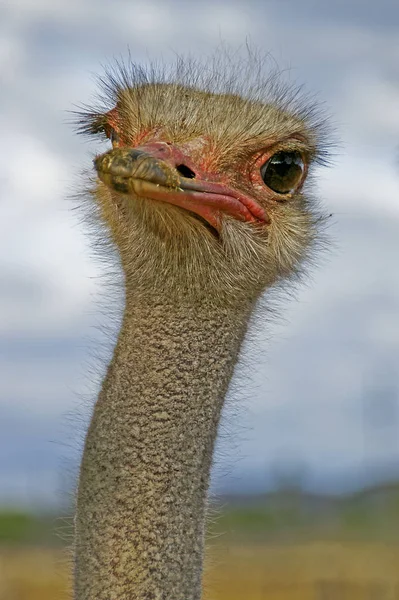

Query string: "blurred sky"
[[1, 0, 399, 507]]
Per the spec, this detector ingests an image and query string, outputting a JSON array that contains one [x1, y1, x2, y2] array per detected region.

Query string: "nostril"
[[128, 149, 146, 161], [176, 164, 196, 179]]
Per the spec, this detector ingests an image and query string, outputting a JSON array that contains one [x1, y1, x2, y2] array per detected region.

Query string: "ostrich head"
[[78, 58, 329, 305], [73, 56, 333, 600]]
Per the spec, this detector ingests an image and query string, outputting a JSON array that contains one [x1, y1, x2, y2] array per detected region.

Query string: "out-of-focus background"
[[1, 0, 399, 598]]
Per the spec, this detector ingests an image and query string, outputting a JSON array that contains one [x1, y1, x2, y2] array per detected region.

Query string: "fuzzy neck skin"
[[74, 291, 254, 600]]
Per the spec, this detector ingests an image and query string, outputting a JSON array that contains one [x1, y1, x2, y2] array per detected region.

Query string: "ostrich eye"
[[260, 151, 304, 194]]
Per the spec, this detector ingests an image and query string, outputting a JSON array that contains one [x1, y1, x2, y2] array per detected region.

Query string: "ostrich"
[[73, 56, 330, 600]]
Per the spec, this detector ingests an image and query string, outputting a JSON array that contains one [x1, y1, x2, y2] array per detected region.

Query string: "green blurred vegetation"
[[2, 480, 399, 545], [0, 510, 67, 546], [213, 481, 399, 542]]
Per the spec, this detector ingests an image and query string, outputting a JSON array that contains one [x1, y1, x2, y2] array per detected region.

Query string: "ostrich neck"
[[74, 292, 253, 600]]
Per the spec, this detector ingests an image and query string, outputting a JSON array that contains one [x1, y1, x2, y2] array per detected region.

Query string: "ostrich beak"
[[94, 144, 268, 232]]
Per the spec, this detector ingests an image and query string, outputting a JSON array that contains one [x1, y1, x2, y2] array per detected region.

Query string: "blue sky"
[[1, 0, 399, 506]]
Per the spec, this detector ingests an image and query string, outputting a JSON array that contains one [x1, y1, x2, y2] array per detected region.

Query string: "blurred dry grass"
[[1, 541, 399, 600], [205, 541, 399, 599], [0, 547, 70, 600]]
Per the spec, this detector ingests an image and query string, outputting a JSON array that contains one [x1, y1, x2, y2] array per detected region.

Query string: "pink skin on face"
[[96, 135, 269, 231]]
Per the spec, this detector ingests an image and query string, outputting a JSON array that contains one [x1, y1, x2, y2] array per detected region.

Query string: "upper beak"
[[94, 144, 268, 232]]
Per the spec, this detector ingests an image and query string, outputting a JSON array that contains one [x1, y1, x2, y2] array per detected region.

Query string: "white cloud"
[[118, 1, 175, 41], [197, 3, 254, 42], [1, 133, 64, 211], [1, 0, 399, 500], [0, 131, 101, 335], [319, 153, 399, 217], [337, 74, 399, 145]]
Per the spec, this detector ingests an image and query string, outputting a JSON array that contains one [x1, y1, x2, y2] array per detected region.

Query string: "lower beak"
[[94, 147, 268, 232]]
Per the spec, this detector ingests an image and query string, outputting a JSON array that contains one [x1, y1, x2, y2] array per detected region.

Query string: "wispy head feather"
[[72, 50, 334, 307]]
